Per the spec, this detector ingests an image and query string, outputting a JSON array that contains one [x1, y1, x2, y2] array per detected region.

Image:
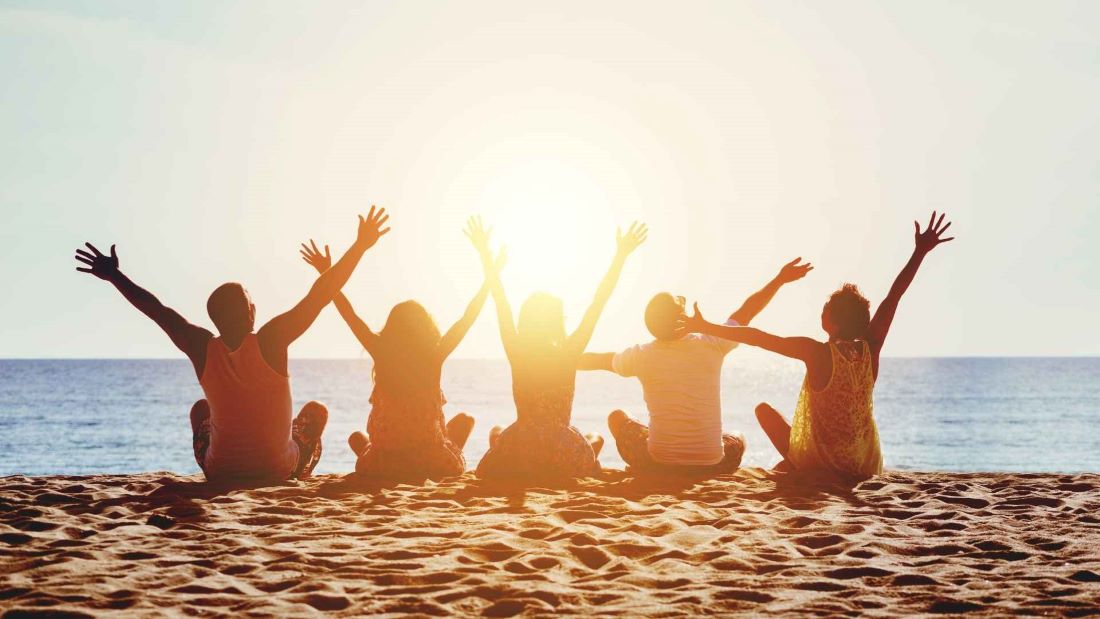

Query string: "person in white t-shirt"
[[578, 258, 813, 474]]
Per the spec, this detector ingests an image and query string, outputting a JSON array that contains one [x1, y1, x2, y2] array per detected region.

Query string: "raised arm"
[[439, 226, 506, 359], [260, 206, 390, 350], [566, 222, 647, 356], [867, 211, 954, 354], [465, 216, 517, 358], [577, 352, 615, 372], [729, 257, 813, 325], [300, 239, 380, 356], [75, 243, 212, 377], [686, 302, 820, 364]]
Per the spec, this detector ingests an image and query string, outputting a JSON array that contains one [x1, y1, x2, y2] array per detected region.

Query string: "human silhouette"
[[470, 217, 647, 480], [298, 221, 503, 480], [578, 258, 812, 475], [74, 206, 390, 482], [685, 212, 955, 481]]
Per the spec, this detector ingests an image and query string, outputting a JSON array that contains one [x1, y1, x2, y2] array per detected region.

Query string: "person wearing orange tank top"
[[74, 206, 392, 483], [684, 212, 955, 482]]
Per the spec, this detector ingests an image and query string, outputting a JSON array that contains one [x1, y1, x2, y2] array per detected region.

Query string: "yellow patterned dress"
[[788, 340, 883, 481]]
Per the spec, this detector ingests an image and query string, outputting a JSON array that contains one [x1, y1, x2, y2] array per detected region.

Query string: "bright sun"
[[473, 157, 622, 299]]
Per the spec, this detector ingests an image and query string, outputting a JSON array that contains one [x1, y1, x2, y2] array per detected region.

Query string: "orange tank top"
[[199, 334, 298, 480]]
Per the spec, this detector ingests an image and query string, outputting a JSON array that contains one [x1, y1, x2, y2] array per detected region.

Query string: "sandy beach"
[[1, 469, 1097, 617]]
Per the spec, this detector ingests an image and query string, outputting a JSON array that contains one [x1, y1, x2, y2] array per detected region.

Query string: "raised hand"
[[463, 215, 493, 257], [684, 302, 709, 333], [300, 239, 332, 274], [357, 205, 391, 250], [776, 257, 814, 284], [74, 242, 120, 281], [914, 211, 954, 254], [615, 221, 648, 257]]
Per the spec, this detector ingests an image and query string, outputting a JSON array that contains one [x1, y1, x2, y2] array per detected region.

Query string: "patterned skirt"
[[355, 439, 466, 481], [475, 420, 600, 480]]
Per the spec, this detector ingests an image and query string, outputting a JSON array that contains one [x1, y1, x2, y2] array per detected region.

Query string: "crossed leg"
[[446, 412, 475, 449], [609, 409, 742, 473], [350, 412, 475, 457], [755, 402, 793, 471], [191, 399, 328, 479], [190, 399, 211, 473], [291, 401, 328, 479]]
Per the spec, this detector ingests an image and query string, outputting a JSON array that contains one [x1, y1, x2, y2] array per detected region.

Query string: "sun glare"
[[473, 158, 620, 300]]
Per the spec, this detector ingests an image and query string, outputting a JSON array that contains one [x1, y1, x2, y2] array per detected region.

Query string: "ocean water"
[[0, 357, 1097, 476]]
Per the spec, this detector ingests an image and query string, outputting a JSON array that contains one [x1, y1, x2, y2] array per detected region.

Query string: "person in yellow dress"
[[684, 212, 955, 481]]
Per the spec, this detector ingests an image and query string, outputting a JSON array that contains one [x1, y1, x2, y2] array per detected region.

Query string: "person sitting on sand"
[[577, 258, 813, 475], [684, 212, 955, 482], [73, 207, 391, 483], [297, 220, 505, 481], [468, 216, 647, 480]]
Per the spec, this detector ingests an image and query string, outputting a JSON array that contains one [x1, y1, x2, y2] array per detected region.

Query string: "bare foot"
[[586, 432, 605, 459]]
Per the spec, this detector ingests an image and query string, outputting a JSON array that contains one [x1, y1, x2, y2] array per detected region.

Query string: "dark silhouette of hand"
[[357, 205, 391, 249], [300, 239, 332, 274], [914, 211, 954, 254], [616, 221, 648, 257], [75, 243, 120, 281], [776, 257, 814, 284]]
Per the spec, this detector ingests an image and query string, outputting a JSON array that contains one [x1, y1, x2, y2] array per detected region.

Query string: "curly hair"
[[823, 283, 871, 340]]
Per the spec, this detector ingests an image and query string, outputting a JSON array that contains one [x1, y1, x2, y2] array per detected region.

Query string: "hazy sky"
[[2, 1, 1098, 359]]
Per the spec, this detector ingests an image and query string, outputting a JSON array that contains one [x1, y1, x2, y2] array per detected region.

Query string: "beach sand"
[[1, 469, 1097, 617]]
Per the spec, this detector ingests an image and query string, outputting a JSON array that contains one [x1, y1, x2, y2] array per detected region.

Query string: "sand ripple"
[[1, 469, 1098, 616]]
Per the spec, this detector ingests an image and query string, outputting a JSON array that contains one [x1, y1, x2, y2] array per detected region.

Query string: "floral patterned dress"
[[354, 387, 466, 480], [475, 381, 600, 480]]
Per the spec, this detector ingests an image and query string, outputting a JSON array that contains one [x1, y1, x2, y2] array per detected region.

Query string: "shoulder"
[[612, 341, 655, 375], [698, 318, 741, 352]]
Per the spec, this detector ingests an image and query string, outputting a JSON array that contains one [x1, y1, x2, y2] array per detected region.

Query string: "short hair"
[[824, 283, 871, 340], [645, 292, 684, 340], [206, 282, 251, 336]]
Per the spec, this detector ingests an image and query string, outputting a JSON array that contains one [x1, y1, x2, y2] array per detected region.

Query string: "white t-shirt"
[[611, 319, 739, 466]]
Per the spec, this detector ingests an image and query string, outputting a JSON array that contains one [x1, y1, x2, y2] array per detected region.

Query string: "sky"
[[1, 1, 1098, 359]]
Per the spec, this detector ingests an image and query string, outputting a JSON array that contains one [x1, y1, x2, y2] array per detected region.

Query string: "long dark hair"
[[371, 300, 442, 398]]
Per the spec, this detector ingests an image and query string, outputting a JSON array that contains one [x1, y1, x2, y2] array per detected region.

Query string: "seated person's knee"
[[607, 409, 629, 434], [190, 399, 210, 426], [348, 431, 369, 456], [302, 401, 329, 428], [755, 402, 776, 422]]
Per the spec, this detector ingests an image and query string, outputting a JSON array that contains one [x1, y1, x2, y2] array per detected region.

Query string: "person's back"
[[75, 207, 391, 483], [612, 332, 733, 465], [581, 261, 818, 475], [687, 211, 955, 483], [200, 334, 297, 480], [471, 219, 649, 480], [511, 352, 577, 427], [788, 339, 882, 480]]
